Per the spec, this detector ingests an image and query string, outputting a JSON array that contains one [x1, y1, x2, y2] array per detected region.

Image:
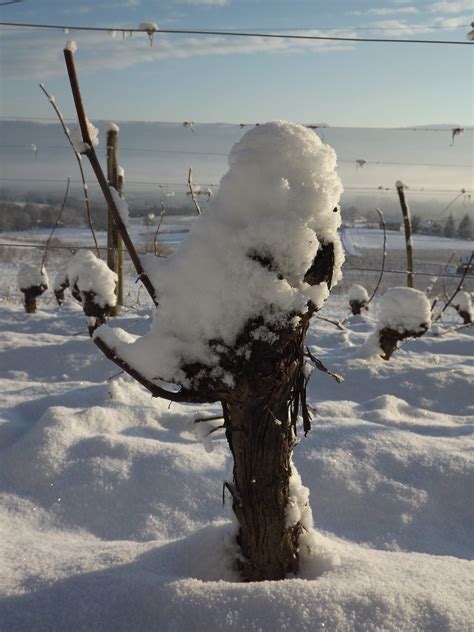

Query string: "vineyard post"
[[106, 126, 124, 314], [396, 181, 414, 288]]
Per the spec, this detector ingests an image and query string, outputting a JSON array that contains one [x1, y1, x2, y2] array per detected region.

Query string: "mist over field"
[[1, 120, 473, 220]]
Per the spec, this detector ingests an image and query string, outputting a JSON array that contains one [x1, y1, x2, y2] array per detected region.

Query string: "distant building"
[[420, 220, 442, 236]]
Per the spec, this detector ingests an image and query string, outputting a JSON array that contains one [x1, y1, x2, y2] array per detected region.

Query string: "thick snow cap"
[[349, 284, 369, 303], [106, 121, 344, 385], [378, 287, 431, 333], [17, 264, 48, 290], [67, 251, 117, 309], [452, 291, 472, 314]]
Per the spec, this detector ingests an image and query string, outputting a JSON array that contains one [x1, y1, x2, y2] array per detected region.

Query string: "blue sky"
[[0, 0, 473, 125]]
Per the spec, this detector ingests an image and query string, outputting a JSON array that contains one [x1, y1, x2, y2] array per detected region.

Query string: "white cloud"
[[60, 0, 140, 14], [433, 15, 472, 28], [430, 1, 473, 13], [367, 7, 419, 15], [0, 28, 355, 81], [366, 19, 437, 37]]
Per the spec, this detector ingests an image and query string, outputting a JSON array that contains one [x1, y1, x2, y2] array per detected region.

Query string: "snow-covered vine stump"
[[17, 265, 49, 314], [87, 122, 344, 581], [67, 251, 117, 335], [376, 287, 431, 360], [452, 291, 473, 325], [349, 284, 369, 315]]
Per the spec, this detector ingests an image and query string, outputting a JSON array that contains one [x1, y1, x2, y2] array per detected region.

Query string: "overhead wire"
[[0, 177, 472, 195], [0, 143, 472, 169], [0, 115, 473, 133], [0, 241, 471, 281], [0, 21, 473, 45]]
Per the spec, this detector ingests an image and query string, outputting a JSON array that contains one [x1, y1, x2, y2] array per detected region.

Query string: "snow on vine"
[[99, 121, 344, 386]]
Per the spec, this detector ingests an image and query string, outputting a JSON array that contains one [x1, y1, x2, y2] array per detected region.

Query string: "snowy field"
[[0, 118, 472, 630], [0, 271, 472, 631]]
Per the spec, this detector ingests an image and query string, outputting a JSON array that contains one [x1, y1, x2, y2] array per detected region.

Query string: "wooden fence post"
[[106, 125, 124, 314], [396, 181, 414, 288]]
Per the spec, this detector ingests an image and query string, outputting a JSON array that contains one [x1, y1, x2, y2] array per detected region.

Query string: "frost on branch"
[[106, 121, 344, 391], [17, 264, 49, 314], [67, 251, 117, 335], [375, 287, 431, 360]]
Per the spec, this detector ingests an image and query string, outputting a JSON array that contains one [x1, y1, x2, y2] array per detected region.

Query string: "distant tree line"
[[0, 198, 108, 232], [342, 204, 473, 240]]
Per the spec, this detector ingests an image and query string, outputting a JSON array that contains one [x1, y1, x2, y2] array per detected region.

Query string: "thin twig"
[[441, 251, 457, 301], [39, 83, 100, 258], [438, 190, 466, 216], [305, 347, 344, 383], [435, 322, 473, 336], [367, 208, 387, 305], [63, 47, 158, 305], [433, 252, 473, 322], [41, 177, 70, 269], [315, 314, 345, 331], [194, 415, 224, 424], [187, 167, 202, 215], [154, 205, 166, 256]]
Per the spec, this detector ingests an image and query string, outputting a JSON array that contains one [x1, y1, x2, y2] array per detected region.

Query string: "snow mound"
[[0, 290, 472, 631], [113, 121, 344, 385]]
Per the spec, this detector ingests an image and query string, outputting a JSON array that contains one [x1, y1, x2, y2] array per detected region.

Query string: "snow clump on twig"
[[69, 117, 99, 155]]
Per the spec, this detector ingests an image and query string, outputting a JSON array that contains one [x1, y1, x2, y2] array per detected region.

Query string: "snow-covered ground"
[[0, 277, 472, 631], [343, 227, 473, 254]]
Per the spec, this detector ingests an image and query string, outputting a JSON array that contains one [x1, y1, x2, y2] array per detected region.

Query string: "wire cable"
[[0, 21, 473, 45]]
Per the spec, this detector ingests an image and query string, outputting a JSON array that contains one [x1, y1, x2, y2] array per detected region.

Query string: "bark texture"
[[349, 299, 367, 315], [223, 319, 308, 581], [378, 325, 427, 360], [21, 284, 47, 314]]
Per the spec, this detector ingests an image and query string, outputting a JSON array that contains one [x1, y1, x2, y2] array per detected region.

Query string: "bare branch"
[[154, 205, 166, 256], [367, 208, 387, 305], [187, 167, 202, 216], [39, 83, 100, 258], [441, 251, 457, 301], [93, 334, 217, 404], [434, 252, 473, 322], [315, 314, 346, 331], [63, 48, 158, 305], [305, 347, 344, 383], [41, 177, 70, 269], [194, 415, 224, 424]]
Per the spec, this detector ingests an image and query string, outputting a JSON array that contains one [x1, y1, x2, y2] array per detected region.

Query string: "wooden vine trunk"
[[222, 320, 309, 581], [21, 285, 46, 314], [349, 299, 365, 315], [378, 326, 426, 360]]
